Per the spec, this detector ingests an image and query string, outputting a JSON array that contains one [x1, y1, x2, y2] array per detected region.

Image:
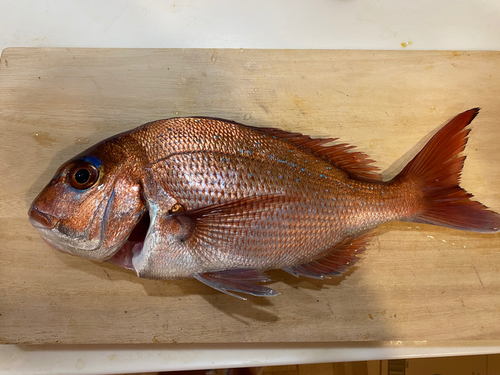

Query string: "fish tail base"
[[399, 108, 500, 233]]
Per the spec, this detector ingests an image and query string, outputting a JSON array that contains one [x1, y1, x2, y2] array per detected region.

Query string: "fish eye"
[[68, 162, 99, 190]]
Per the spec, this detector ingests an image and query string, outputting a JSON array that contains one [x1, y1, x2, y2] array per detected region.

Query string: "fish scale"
[[28, 109, 500, 298]]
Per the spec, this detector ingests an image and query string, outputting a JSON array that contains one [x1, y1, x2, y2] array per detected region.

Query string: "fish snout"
[[28, 206, 59, 229]]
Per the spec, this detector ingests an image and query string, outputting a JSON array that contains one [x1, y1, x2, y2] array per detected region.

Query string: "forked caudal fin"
[[397, 108, 500, 233]]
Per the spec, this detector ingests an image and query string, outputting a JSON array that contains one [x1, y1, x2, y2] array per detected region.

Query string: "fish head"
[[28, 135, 147, 261]]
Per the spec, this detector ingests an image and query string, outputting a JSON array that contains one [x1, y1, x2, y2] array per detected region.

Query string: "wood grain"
[[1, 48, 499, 344]]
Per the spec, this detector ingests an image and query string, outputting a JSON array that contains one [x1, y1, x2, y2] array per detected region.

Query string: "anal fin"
[[284, 231, 373, 279], [194, 269, 279, 300]]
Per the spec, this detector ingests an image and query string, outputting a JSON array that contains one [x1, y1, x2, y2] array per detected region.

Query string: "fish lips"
[[28, 206, 59, 230]]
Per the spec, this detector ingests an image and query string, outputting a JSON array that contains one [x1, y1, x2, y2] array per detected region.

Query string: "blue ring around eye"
[[82, 156, 102, 168]]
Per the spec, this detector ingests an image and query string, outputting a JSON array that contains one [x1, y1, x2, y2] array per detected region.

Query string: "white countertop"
[[1, 1, 500, 374], [2, 0, 500, 51], [3, 342, 500, 375]]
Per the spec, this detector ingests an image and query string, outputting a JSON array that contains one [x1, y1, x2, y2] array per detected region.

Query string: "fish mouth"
[[28, 206, 59, 230], [106, 212, 150, 271]]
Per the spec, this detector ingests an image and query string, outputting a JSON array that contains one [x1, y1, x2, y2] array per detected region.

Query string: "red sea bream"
[[28, 109, 500, 298]]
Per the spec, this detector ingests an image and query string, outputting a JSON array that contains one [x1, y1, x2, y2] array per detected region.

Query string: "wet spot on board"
[[210, 50, 218, 64], [75, 137, 90, 145], [31, 131, 57, 148]]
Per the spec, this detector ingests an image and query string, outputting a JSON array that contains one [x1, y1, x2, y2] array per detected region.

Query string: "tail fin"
[[397, 108, 500, 233]]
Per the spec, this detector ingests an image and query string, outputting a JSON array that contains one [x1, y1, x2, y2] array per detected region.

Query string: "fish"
[[28, 108, 500, 299]]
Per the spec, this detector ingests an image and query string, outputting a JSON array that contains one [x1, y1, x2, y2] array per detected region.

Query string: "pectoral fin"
[[182, 194, 299, 220], [172, 194, 303, 247], [194, 269, 279, 300]]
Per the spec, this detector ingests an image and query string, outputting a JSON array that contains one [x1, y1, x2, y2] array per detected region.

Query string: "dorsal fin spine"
[[249, 125, 382, 182]]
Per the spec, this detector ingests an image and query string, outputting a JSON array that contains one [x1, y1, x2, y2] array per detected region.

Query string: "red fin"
[[283, 232, 372, 279], [399, 108, 500, 233], [179, 194, 301, 221], [250, 126, 382, 181], [194, 269, 279, 300], [175, 194, 304, 249]]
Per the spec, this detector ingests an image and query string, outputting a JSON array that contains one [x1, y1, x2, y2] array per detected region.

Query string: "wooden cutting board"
[[1, 48, 499, 345]]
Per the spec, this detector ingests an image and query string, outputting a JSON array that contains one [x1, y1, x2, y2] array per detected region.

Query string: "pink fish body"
[[28, 109, 500, 298]]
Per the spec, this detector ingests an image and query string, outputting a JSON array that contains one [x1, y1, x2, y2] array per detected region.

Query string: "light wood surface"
[[1, 48, 499, 344]]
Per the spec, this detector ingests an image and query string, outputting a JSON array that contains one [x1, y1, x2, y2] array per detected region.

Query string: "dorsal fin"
[[250, 126, 382, 181], [283, 231, 373, 279]]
